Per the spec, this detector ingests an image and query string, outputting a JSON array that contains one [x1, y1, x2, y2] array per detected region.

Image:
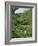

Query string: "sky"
[[15, 8, 31, 14]]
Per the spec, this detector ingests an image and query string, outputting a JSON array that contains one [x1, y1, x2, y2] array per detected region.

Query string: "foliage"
[[11, 10, 32, 38]]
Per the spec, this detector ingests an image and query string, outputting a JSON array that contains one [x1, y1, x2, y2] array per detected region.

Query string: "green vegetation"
[[11, 9, 32, 38]]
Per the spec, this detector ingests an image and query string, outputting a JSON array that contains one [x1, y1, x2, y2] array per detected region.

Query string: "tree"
[[11, 6, 18, 15]]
